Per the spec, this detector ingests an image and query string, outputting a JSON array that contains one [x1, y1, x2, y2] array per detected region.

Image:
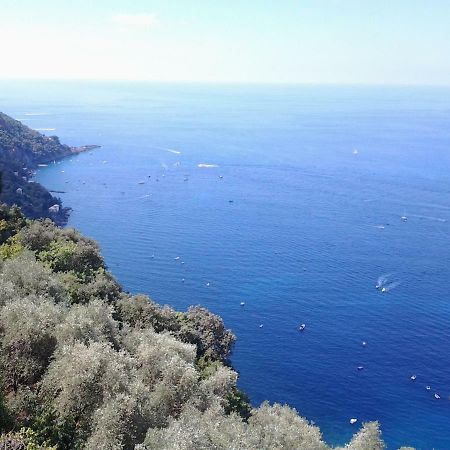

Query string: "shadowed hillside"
[[0, 112, 97, 224]]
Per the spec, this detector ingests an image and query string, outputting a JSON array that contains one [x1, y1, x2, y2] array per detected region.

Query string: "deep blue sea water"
[[2, 81, 450, 449]]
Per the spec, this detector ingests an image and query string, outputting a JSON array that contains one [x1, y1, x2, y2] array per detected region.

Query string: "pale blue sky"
[[1, 0, 449, 84]]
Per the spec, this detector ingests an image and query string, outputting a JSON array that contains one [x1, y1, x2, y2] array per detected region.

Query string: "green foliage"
[[225, 386, 252, 420], [0, 203, 26, 245], [0, 233, 24, 260], [116, 294, 180, 332], [0, 214, 397, 450], [0, 297, 62, 392], [60, 271, 121, 305], [0, 251, 68, 306], [31, 404, 82, 450], [338, 422, 385, 450], [38, 239, 103, 276], [55, 300, 119, 347], [0, 427, 57, 449], [185, 306, 236, 362]]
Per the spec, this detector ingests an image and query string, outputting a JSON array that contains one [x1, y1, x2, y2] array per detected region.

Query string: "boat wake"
[[376, 273, 401, 292], [198, 163, 219, 168]]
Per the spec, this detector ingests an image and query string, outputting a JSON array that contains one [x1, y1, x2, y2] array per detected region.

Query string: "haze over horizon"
[[1, 0, 450, 86]]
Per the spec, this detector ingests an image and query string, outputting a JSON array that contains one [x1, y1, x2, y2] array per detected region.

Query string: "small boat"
[[174, 256, 180, 260], [357, 366, 364, 371], [426, 386, 431, 391], [350, 418, 358, 425], [219, 175, 224, 179], [138, 181, 145, 185], [411, 375, 417, 381], [362, 341, 367, 346], [381, 287, 387, 293], [240, 302, 245, 306], [206, 282, 210, 287], [435, 393, 441, 399], [299, 324, 306, 332], [181, 278, 185, 283], [259, 324, 264, 328], [401, 215, 408, 222]]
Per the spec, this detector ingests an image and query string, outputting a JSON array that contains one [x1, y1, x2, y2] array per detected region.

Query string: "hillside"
[[0, 112, 98, 224], [0, 205, 392, 450]]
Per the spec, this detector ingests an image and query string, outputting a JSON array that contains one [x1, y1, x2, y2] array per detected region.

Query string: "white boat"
[[426, 386, 431, 391], [240, 302, 245, 306], [435, 393, 441, 399], [411, 375, 417, 381], [299, 324, 306, 332], [401, 215, 408, 222], [350, 418, 358, 425]]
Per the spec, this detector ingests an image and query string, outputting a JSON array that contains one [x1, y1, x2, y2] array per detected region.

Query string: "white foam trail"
[[408, 214, 447, 223], [24, 112, 48, 116], [383, 281, 401, 292], [198, 163, 219, 168], [149, 145, 181, 154], [376, 273, 393, 289], [35, 128, 56, 131]]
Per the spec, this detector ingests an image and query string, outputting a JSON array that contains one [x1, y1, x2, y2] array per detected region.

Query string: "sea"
[[2, 81, 450, 449]]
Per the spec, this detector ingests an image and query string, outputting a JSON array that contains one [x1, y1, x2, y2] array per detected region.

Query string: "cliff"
[[0, 112, 99, 224]]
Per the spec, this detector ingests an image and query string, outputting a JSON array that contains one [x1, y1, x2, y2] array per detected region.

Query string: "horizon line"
[[0, 78, 450, 88]]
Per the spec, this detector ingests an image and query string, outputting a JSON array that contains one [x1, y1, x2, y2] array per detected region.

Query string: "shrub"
[[0, 297, 63, 391]]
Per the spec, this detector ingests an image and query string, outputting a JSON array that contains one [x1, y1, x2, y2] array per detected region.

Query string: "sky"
[[0, 0, 449, 84]]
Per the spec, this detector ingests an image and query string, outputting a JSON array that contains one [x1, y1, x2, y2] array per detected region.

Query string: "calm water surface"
[[2, 81, 450, 449]]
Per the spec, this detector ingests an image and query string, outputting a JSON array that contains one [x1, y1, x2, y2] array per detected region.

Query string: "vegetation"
[[0, 111, 85, 224], [0, 206, 402, 449]]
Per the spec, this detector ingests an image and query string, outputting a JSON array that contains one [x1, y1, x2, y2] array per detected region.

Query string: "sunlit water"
[[2, 81, 450, 449]]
